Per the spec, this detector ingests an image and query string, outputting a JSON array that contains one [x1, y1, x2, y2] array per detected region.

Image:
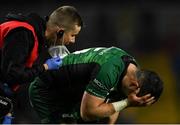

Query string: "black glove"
[[0, 96, 13, 119]]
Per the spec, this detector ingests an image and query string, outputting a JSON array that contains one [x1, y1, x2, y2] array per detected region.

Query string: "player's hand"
[[45, 56, 62, 70], [127, 92, 155, 107]]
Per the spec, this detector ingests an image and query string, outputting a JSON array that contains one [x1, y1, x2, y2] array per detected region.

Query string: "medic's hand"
[[2, 114, 14, 125], [45, 56, 62, 70]]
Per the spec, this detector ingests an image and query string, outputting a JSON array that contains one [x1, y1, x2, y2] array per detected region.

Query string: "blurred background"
[[0, 0, 180, 123]]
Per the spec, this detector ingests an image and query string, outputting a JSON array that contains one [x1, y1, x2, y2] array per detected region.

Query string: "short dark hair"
[[48, 5, 83, 30], [136, 70, 163, 102]]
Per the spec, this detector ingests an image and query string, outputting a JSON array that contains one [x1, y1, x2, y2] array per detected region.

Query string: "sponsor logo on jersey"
[[93, 79, 108, 90], [62, 113, 74, 118], [98, 47, 112, 55]]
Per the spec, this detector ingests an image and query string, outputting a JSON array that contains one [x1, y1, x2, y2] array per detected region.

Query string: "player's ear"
[[131, 80, 139, 92], [57, 30, 64, 38]]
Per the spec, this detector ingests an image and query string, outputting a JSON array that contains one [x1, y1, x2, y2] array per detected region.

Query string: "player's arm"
[[80, 91, 116, 122], [107, 112, 120, 124], [80, 91, 155, 122]]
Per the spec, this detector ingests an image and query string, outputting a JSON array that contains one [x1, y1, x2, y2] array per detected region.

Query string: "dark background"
[[1, 0, 180, 123]]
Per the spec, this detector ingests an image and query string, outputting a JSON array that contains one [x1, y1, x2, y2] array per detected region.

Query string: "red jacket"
[[0, 20, 39, 91], [0, 20, 39, 67]]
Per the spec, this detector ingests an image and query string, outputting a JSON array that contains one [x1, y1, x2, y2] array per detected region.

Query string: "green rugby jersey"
[[30, 46, 138, 123], [61, 46, 138, 99]]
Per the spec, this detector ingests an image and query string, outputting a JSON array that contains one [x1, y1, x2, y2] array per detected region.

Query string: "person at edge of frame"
[[0, 5, 83, 124]]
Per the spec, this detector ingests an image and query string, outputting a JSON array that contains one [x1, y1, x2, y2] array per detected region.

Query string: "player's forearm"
[[81, 102, 116, 121], [81, 99, 128, 122], [107, 112, 120, 124]]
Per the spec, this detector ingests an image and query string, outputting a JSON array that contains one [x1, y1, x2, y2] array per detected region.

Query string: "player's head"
[[136, 69, 163, 102], [45, 5, 83, 46]]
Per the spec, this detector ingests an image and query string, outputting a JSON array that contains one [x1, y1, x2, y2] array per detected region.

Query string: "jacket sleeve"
[[0, 27, 45, 86]]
